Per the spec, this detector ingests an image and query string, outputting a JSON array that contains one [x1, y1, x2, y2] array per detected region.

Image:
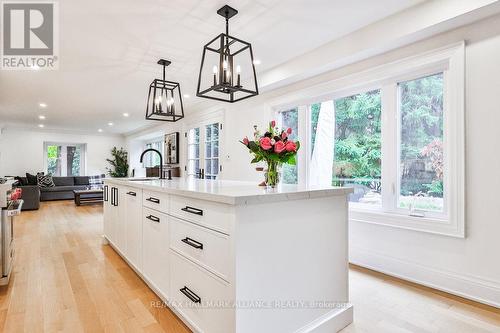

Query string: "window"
[[273, 43, 464, 237], [45, 142, 86, 176], [278, 108, 298, 184], [143, 138, 163, 168], [187, 121, 222, 180], [398, 73, 444, 213]]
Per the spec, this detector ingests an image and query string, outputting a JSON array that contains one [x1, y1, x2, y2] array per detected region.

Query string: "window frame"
[[271, 43, 465, 237]]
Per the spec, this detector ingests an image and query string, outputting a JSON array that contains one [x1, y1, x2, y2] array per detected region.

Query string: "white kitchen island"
[[103, 177, 353, 333]]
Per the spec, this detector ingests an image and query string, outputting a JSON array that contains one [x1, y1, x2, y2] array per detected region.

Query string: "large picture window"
[[274, 43, 464, 237]]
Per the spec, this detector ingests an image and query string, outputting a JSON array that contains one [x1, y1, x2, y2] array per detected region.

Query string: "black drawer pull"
[[146, 215, 160, 223], [181, 206, 203, 216], [180, 286, 201, 303], [126, 191, 136, 196], [146, 197, 160, 204], [181, 237, 203, 249]]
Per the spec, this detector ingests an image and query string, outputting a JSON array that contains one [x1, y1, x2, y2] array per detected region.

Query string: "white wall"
[[0, 128, 126, 177], [126, 15, 500, 307]]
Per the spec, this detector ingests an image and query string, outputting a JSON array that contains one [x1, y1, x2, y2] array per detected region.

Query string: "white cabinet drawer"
[[170, 252, 233, 333], [170, 195, 232, 234], [143, 190, 169, 213], [170, 217, 231, 282]]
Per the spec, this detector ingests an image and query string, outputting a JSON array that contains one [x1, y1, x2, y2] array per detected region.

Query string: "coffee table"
[[73, 189, 104, 206]]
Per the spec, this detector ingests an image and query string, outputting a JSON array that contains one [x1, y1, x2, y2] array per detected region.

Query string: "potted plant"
[[106, 147, 129, 177], [241, 120, 300, 187]]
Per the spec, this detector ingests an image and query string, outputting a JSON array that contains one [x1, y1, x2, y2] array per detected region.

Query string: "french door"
[[187, 122, 222, 180]]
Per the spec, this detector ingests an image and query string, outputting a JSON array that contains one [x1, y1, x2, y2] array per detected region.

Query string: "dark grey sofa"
[[15, 175, 100, 210], [40, 176, 91, 201]]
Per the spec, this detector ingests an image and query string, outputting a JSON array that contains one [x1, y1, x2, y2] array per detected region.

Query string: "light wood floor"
[[1, 201, 498, 332]]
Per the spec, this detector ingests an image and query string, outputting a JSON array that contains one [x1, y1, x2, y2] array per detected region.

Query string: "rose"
[[281, 131, 288, 140], [242, 137, 249, 145], [287, 127, 292, 134], [260, 137, 273, 150], [270, 120, 276, 128], [285, 141, 297, 152], [274, 141, 286, 153]]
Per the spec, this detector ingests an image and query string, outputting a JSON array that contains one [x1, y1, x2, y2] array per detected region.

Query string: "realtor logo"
[[1, 1, 59, 70]]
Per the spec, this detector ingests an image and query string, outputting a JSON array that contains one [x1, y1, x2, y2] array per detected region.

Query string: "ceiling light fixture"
[[183, 94, 190, 98], [253, 59, 261, 65], [98, 129, 103, 133], [196, 5, 259, 103], [123, 113, 129, 117], [38, 115, 46, 120], [145, 59, 184, 122], [39, 103, 47, 108], [108, 122, 113, 126], [38, 124, 44, 128]]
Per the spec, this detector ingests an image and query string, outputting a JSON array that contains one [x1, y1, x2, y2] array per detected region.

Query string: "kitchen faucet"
[[139, 148, 169, 180]]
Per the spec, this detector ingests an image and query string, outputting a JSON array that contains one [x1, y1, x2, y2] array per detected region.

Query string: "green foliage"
[[333, 90, 382, 179], [424, 180, 443, 197], [106, 147, 129, 177]]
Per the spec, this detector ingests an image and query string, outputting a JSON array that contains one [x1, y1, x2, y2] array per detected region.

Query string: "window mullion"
[[381, 83, 397, 213]]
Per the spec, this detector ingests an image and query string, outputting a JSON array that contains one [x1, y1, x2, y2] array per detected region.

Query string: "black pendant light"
[[196, 5, 259, 103], [145, 59, 184, 122]]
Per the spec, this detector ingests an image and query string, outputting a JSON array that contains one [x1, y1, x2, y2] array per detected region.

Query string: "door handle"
[[146, 197, 160, 204], [146, 215, 160, 223], [179, 286, 201, 303], [126, 191, 136, 196], [181, 206, 203, 216], [181, 237, 203, 249]]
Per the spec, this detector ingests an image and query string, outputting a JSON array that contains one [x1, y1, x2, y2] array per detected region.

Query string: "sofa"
[[15, 175, 103, 210]]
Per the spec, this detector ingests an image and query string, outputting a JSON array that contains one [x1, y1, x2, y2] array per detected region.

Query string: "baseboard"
[[295, 305, 353, 333], [350, 247, 500, 309]]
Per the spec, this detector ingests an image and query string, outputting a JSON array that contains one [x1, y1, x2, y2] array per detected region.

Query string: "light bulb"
[[223, 61, 228, 69], [236, 65, 241, 73], [212, 65, 218, 74]]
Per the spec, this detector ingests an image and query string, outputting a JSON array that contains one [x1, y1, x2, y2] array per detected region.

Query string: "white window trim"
[[271, 42, 465, 238]]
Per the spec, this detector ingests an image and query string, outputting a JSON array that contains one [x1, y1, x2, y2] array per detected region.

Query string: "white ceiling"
[[0, 0, 424, 134]]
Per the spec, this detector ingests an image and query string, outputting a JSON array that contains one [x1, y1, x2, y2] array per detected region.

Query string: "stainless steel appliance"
[[0, 178, 22, 285]]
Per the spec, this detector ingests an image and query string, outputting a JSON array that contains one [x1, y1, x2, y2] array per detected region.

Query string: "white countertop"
[[104, 177, 353, 205]]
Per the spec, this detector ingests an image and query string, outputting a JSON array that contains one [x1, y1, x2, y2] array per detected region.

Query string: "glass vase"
[[265, 160, 282, 188]]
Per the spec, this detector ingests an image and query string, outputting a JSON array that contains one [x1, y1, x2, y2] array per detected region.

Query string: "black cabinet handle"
[[104, 185, 108, 202], [114, 188, 119, 206], [146, 197, 160, 204], [181, 206, 203, 216], [126, 191, 136, 196], [181, 237, 203, 249], [111, 187, 116, 206], [146, 215, 160, 223], [179, 286, 201, 303]]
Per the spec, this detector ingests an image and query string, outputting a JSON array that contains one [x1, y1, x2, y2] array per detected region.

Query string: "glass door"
[[186, 122, 222, 179]]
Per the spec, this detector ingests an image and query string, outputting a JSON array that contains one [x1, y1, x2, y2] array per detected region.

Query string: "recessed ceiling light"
[[98, 129, 103, 133], [38, 124, 44, 128], [183, 94, 190, 98], [122, 113, 129, 117], [38, 115, 46, 120], [108, 122, 113, 126], [39, 103, 47, 108], [253, 59, 261, 65]]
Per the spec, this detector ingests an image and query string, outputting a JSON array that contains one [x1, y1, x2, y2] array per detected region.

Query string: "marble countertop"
[[104, 177, 353, 205]]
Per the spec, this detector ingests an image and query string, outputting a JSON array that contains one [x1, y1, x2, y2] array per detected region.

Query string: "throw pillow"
[[26, 172, 43, 185], [37, 174, 55, 188], [88, 174, 105, 187], [14, 176, 27, 186]]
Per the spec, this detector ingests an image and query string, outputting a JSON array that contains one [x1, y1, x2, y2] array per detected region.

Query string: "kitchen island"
[[103, 177, 353, 333]]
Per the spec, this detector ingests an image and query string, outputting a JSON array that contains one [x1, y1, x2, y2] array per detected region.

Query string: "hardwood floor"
[[1, 200, 499, 332]]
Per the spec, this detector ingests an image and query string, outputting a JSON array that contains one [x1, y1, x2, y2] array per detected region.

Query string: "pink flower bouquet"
[[241, 120, 300, 187]]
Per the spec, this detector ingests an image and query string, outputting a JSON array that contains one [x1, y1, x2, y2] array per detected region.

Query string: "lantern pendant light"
[[196, 5, 259, 103], [145, 59, 185, 122]]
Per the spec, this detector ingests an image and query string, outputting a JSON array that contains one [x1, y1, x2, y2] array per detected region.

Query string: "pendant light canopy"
[[196, 5, 259, 103], [145, 59, 184, 122]]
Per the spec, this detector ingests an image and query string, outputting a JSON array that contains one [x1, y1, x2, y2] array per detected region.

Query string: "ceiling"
[[0, 0, 424, 135]]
